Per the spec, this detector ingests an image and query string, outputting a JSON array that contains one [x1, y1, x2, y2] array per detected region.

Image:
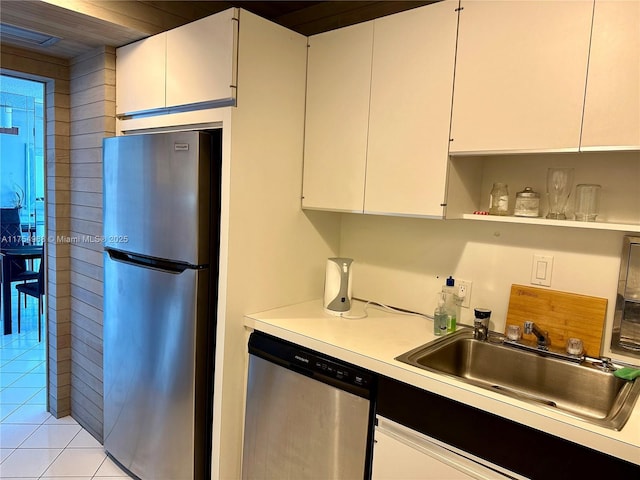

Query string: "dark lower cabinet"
[[377, 376, 640, 479]]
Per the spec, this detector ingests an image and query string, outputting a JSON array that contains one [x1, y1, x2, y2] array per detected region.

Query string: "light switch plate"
[[531, 254, 553, 287]]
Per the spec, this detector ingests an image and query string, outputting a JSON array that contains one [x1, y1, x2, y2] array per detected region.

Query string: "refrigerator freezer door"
[[103, 131, 211, 265], [103, 253, 207, 480]]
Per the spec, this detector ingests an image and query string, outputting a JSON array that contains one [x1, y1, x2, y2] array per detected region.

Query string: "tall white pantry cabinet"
[[115, 8, 341, 480]]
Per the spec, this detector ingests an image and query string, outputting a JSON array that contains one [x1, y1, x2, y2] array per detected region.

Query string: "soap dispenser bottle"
[[433, 293, 448, 336], [442, 276, 458, 333]]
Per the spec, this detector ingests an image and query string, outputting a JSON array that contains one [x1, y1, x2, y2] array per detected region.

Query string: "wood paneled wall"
[[0, 45, 72, 418], [2, 44, 114, 441], [68, 46, 115, 440]]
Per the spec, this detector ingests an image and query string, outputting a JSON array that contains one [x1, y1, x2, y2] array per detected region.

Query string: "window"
[[0, 74, 45, 243]]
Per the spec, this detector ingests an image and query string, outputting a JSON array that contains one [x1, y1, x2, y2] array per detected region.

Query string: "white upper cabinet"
[[581, 0, 640, 150], [302, 22, 373, 212], [116, 8, 237, 116], [116, 33, 166, 114], [166, 11, 237, 108], [450, 0, 593, 154], [303, 1, 458, 216], [366, 1, 458, 216]]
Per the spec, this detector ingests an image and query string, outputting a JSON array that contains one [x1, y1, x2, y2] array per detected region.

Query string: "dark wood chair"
[[16, 257, 45, 342], [1, 208, 39, 299]]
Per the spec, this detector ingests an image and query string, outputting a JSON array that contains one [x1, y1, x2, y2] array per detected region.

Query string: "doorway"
[[0, 74, 47, 420]]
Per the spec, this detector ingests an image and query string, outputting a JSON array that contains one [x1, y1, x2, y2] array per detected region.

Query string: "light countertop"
[[244, 299, 640, 466]]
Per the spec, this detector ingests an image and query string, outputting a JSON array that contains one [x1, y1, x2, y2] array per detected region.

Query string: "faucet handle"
[[599, 357, 616, 371], [523, 321, 533, 334]]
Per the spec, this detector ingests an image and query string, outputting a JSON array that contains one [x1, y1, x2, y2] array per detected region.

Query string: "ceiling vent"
[[0, 23, 60, 46]]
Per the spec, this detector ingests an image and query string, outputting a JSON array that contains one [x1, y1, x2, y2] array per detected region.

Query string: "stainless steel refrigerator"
[[102, 130, 221, 480]]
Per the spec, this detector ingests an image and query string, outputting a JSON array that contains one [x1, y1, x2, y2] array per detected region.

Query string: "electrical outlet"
[[457, 280, 472, 308]]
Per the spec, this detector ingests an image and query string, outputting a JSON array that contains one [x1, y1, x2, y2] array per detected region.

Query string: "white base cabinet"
[[373, 417, 515, 480]]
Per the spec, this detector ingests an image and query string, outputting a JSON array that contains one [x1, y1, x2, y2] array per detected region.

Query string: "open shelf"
[[461, 213, 640, 232], [446, 151, 640, 233]]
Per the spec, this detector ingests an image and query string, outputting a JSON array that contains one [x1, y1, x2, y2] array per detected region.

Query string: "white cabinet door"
[[116, 33, 166, 115], [450, 0, 593, 154], [581, 0, 640, 150], [116, 8, 237, 116], [166, 9, 237, 108], [366, 0, 458, 217], [373, 417, 510, 480], [302, 22, 373, 212]]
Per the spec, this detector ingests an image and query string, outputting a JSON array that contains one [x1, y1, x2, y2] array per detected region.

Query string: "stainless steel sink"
[[396, 328, 640, 430]]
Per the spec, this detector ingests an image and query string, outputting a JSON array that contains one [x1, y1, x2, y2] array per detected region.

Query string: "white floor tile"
[[0, 403, 19, 421], [14, 349, 46, 362], [8, 372, 46, 388], [0, 349, 28, 361], [40, 477, 92, 480], [25, 386, 46, 405], [94, 477, 133, 480], [0, 477, 38, 480], [0, 447, 15, 463], [0, 359, 43, 374], [94, 456, 133, 477], [1, 309, 132, 480], [0, 447, 62, 477], [21, 423, 82, 448], [0, 372, 23, 388], [1, 403, 52, 424], [42, 447, 106, 476], [68, 428, 102, 448], [0, 386, 41, 405], [45, 414, 79, 425], [0, 423, 39, 448], [30, 362, 47, 374]]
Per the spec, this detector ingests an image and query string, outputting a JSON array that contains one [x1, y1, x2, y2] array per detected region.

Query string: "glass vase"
[[546, 168, 574, 220]]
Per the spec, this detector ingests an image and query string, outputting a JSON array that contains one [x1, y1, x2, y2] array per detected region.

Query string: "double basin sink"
[[396, 328, 640, 430]]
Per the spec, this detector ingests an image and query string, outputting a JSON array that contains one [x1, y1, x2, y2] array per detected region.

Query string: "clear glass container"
[[546, 168, 574, 220], [514, 187, 540, 217], [489, 183, 509, 215]]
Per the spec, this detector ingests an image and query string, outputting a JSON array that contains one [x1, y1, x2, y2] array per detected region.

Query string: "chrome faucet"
[[523, 321, 551, 350], [474, 317, 489, 341]]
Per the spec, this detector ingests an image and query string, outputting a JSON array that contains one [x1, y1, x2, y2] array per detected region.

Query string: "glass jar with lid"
[[514, 187, 540, 217], [489, 183, 509, 216]]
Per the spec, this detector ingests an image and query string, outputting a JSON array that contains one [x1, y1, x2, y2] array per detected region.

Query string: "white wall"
[[212, 11, 341, 480], [340, 213, 628, 356]]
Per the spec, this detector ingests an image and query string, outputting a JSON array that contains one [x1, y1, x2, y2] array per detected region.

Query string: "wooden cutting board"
[[505, 284, 608, 357]]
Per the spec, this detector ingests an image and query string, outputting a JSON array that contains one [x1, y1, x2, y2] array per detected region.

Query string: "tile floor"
[[0, 290, 133, 479]]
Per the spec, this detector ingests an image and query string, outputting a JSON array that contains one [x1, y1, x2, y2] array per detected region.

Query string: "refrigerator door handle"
[[106, 248, 196, 274]]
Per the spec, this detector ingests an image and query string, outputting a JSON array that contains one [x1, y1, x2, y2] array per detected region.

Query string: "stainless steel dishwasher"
[[242, 332, 375, 480]]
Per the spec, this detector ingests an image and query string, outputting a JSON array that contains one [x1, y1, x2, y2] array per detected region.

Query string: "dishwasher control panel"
[[295, 351, 372, 389], [248, 331, 375, 398]]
